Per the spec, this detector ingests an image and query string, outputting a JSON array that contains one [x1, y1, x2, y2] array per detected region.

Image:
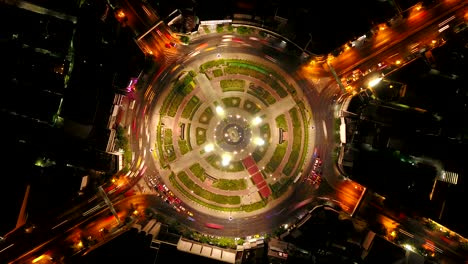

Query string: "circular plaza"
[[149, 53, 315, 215]]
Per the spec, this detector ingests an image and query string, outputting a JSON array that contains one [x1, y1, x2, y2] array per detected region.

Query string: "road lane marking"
[[52, 220, 68, 230], [322, 120, 328, 140], [0, 243, 14, 253]]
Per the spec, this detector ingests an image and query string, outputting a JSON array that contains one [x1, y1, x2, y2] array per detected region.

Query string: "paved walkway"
[[242, 156, 271, 198]]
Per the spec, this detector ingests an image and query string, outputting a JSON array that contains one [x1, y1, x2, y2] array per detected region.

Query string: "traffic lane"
[[118, 0, 159, 37], [0, 220, 76, 264], [131, 186, 319, 238], [13, 201, 137, 263], [349, 9, 458, 79], [0, 201, 99, 262], [0, 188, 135, 263], [299, 73, 341, 188], [331, 3, 466, 76], [136, 27, 172, 59], [358, 191, 467, 263]]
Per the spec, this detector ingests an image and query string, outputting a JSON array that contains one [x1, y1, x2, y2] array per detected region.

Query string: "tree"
[[180, 35, 189, 44]]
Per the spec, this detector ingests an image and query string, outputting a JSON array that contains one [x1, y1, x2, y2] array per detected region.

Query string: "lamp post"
[[387, 0, 403, 18], [303, 33, 313, 52]]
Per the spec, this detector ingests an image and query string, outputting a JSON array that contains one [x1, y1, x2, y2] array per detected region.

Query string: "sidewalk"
[[115, 95, 130, 129]]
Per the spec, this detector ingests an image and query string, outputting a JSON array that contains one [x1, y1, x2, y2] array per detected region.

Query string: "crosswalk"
[[439, 170, 458, 185], [162, 48, 180, 65]]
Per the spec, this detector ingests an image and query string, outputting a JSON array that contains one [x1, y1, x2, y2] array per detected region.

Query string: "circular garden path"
[[150, 53, 315, 216]]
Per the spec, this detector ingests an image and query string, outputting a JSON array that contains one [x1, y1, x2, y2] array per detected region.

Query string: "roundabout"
[[146, 51, 316, 220]]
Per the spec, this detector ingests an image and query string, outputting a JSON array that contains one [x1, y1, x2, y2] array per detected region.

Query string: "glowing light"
[[32, 256, 45, 263], [254, 137, 265, 146], [215, 106, 225, 116], [117, 10, 125, 18], [403, 244, 415, 252], [221, 154, 231, 166], [204, 143, 214, 152], [368, 77, 382, 88], [252, 116, 262, 126]]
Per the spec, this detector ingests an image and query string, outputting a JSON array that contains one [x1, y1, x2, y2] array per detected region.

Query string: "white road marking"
[[322, 120, 328, 140]]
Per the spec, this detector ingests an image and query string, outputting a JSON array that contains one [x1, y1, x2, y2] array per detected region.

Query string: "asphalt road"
[[330, 0, 467, 78]]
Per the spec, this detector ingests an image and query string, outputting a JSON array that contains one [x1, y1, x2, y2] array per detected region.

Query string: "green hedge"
[[177, 171, 241, 205]]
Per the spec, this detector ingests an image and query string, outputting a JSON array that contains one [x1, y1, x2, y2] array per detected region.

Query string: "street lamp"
[[368, 77, 382, 88], [303, 33, 313, 52]]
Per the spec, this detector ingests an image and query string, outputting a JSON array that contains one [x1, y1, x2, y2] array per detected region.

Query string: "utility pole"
[[389, 0, 403, 17], [98, 186, 121, 225], [303, 33, 313, 52], [326, 60, 347, 93], [16, 185, 30, 228]]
